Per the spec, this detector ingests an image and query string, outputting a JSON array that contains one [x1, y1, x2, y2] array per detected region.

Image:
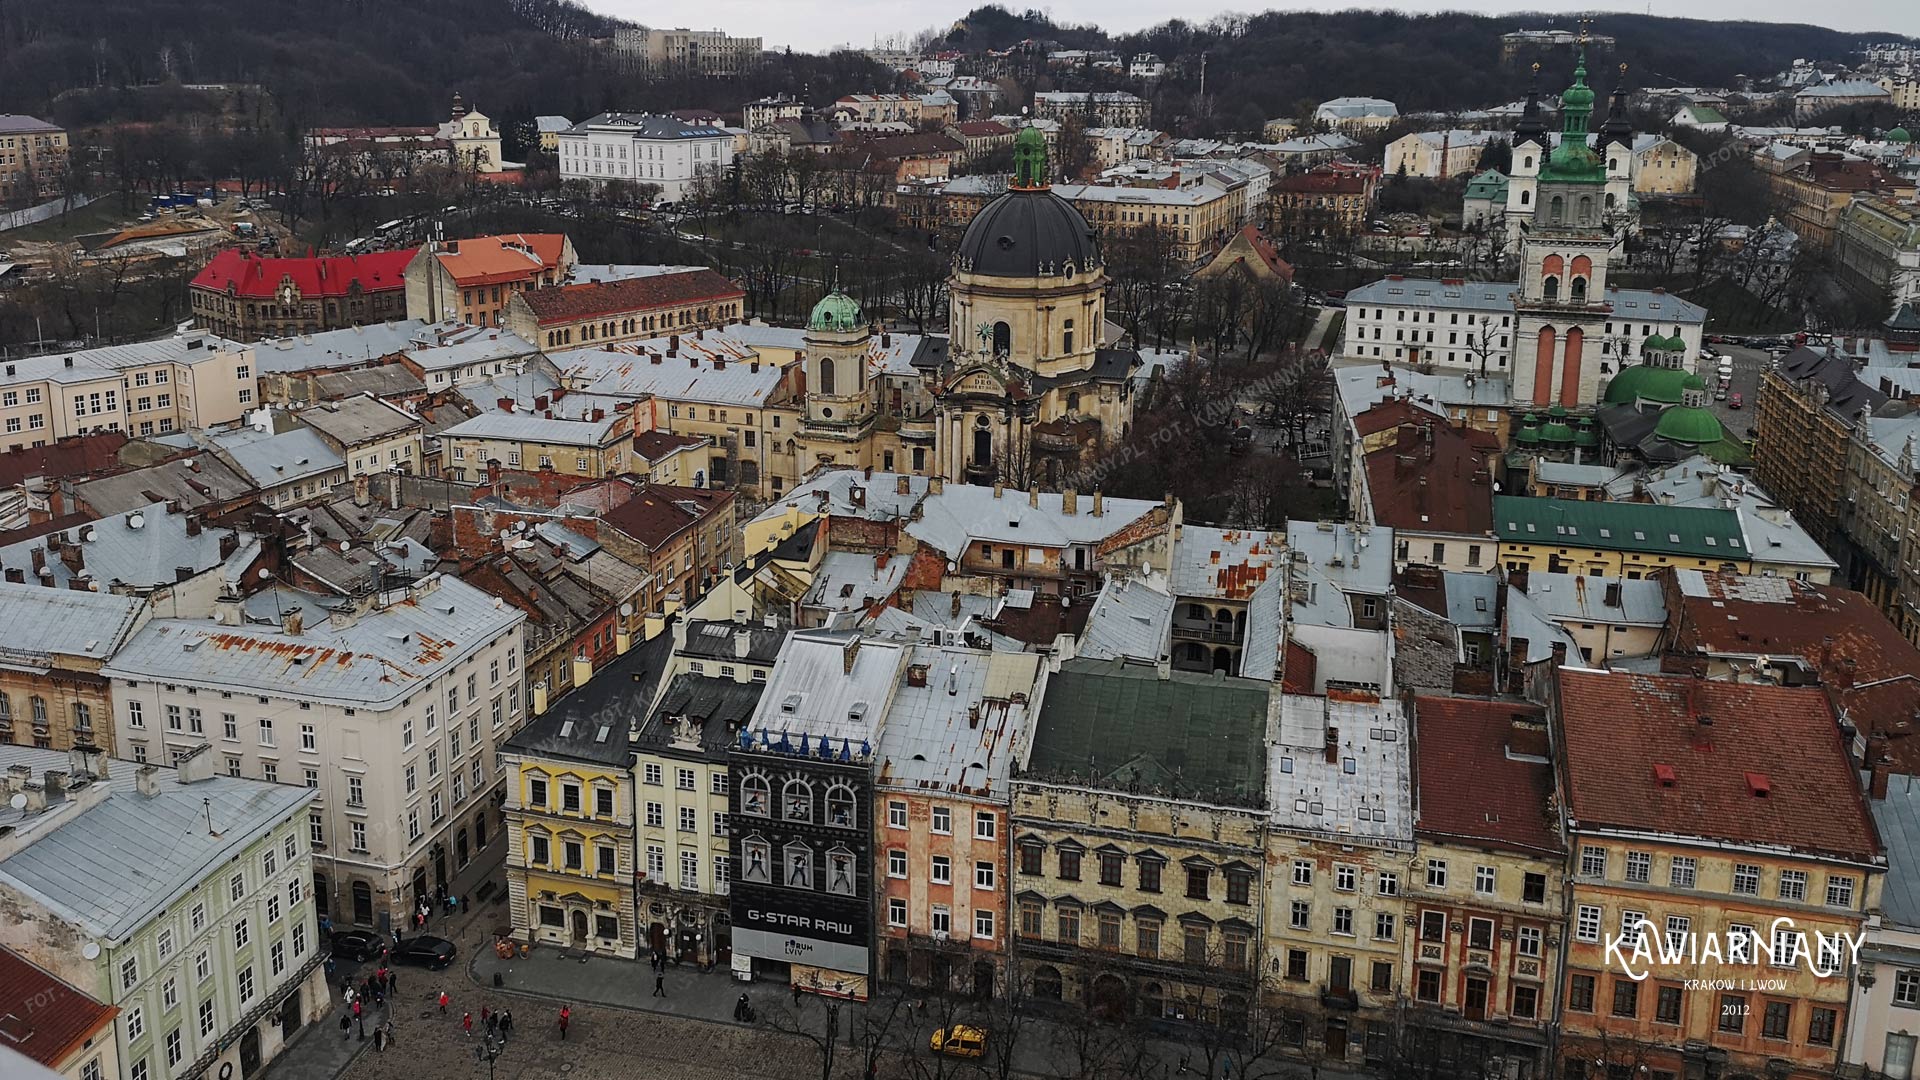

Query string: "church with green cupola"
[[786, 125, 1143, 485]]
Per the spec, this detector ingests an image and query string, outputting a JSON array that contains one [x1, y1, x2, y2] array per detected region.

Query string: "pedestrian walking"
[[339, 1012, 352, 1041], [558, 1005, 571, 1040], [463, 1011, 473, 1037], [374, 1026, 385, 1053], [383, 1019, 396, 1047], [438, 990, 449, 1015], [387, 967, 397, 993], [500, 1009, 513, 1039], [486, 1012, 499, 1037], [653, 971, 666, 998], [734, 993, 751, 1021], [792, 984, 802, 1006]]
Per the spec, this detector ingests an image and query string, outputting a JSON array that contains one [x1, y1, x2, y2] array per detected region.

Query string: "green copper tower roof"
[[1540, 46, 1607, 185], [1654, 405, 1725, 445], [1012, 125, 1049, 189], [808, 290, 862, 332]]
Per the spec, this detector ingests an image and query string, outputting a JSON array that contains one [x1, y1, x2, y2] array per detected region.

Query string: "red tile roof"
[[1352, 399, 1435, 438], [517, 270, 744, 324], [0, 433, 127, 489], [600, 483, 732, 549], [1363, 418, 1495, 537], [1274, 171, 1372, 195], [434, 235, 569, 287], [1555, 669, 1880, 861], [951, 121, 1014, 137], [1662, 571, 1920, 768], [191, 249, 415, 300], [631, 430, 709, 460], [0, 947, 117, 1068], [1413, 696, 1560, 855]]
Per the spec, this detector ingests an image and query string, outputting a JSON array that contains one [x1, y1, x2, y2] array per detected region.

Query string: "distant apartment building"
[[1271, 168, 1378, 238], [440, 411, 635, 481], [557, 114, 736, 201], [1031, 91, 1151, 128], [1384, 130, 1499, 180], [613, 27, 763, 77], [0, 584, 146, 757], [1836, 195, 1920, 306], [0, 330, 259, 447], [1770, 153, 1916, 250], [403, 234, 576, 325], [743, 95, 805, 131], [0, 115, 67, 204], [189, 250, 416, 341], [1314, 97, 1399, 133]]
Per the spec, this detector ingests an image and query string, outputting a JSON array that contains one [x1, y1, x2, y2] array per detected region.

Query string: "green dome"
[[1573, 419, 1599, 447], [1604, 364, 1693, 405], [1541, 420, 1575, 443], [1890, 127, 1912, 143], [1012, 124, 1050, 188], [1643, 333, 1684, 354], [1515, 414, 1542, 445], [1654, 405, 1725, 445], [1546, 404, 1569, 419], [808, 290, 862, 332], [1681, 373, 1707, 392]]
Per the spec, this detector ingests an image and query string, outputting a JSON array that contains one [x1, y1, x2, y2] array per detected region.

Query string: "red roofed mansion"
[[189, 249, 416, 341]]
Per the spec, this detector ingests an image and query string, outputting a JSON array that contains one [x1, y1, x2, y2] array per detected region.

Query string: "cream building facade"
[[0, 331, 257, 449]]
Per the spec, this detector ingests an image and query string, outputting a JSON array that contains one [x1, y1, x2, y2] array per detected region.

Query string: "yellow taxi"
[[929, 1024, 987, 1057]]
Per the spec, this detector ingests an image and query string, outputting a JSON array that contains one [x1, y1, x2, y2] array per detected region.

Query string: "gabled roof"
[[516, 270, 744, 323], [600, 483, 731, 550], [0, 947, 116, 1068], [1364, 419, 1495, 537], [1494, 495, 1744, 560], [1413, 696, 1560, 855], [1555, 669, 1880, 862], [190, 249, 415, 301]]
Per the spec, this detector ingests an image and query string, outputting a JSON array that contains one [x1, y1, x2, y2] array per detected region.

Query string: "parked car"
[[1714, 386, 1728, 401], [330, 929, 386, 962], [1729, 392, 1743, 409], [390, 935, 457, 969], [931, 1025, 988, 1058]]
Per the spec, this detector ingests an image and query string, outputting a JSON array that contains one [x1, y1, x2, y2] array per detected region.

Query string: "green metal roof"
[[808, 290, 862, 332], [1604, 364, 1693, 405], [1654, 404, 1725, 445], [1464, 169, 1510, 200], [1889, 127, 1912, 143], [1494, 495, 1747, 560], [1024, 657, 1270, 804]]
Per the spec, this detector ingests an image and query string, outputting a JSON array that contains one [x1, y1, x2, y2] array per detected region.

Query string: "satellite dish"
[[340, 541, 351, 553], [258, 568, 272, 580], [82, 942, 101, 960], [619, 603, 633, 617], [7, 793, 24, 810]]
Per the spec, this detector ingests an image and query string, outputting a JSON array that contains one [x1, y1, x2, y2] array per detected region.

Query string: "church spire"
[[1513, 62, 1548, 147], [1559, 42, 1597, 139], [1600, 62, 1635, 147]]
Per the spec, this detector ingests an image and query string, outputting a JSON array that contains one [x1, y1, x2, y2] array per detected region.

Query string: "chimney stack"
[[285, 610, 304, 636], [1324, 725, 1340, 765], [1091, 489, 1104, 517]]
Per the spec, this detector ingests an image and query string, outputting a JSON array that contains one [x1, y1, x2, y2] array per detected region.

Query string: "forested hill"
[[0, 0, 885, 133], [943, 5, 1912, 115]]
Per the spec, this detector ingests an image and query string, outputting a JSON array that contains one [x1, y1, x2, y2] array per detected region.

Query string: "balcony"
[[1320, 986, 1360, 1011], [1171, 622, 1241, 644]]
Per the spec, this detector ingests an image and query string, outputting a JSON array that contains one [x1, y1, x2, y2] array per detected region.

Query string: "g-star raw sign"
[[739, 908, 859, 943]]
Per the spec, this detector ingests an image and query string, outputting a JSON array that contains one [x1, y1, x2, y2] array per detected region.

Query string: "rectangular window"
[[931, 856, 950, 884], [1518, 925, 1542, 957], [1375, 912, 1396, 941], [975, 862, 996, 890], [931, 806, 951, 834], [974, 811, 996, 839], [1333, 907, 1354, 935], [888, 898, 906, 927], [1625, 851, 1651, 883], [1293, 860, 1314, 886], [1809, 1006, 1837, 1046], [887, 801, 906, 829], [1058, 849, 1081, 881], [1828, 875, 1857, 908], [1656, 985, 1683, 1025], [1897, 970, 1920, 1007], [1779, 869, 1807, 901], [1335, 864, 1356, 891], [1523, 872, 1547, 904], [1719, 995, 1746, 1033], [888, 850, 906, 878], [1474, 865, 1496, 894], [1762, 1001, 1791, 1040], [1732, 863, 1761, 895], [1291, 900, 1311, 930], [1377, 872, 1399, 896], [1426, 859, 1448, 888], [1670, 856, 1697, 889], [1569, 974, 1596, 1012], [1612, 980, 1639, 1018], [1099, 852, 1123, 886]]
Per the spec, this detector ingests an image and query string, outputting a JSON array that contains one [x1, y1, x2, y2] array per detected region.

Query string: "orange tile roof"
[[435, 234, 568, 287], [0, 948, 117, 1068], [1414, 696, 1560, 856]]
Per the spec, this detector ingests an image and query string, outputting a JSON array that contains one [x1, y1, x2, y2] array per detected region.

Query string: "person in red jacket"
[[558, 1005, 571, 1039]]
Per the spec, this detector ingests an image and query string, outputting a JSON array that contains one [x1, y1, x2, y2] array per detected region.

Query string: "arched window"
[[1570, 278, 1587, 304], [1520, 189, 1531, 206], [1523, 155, 1534, 169], [1578, 195, 1594, 224], [1605, 192, 1617, 210], [1549, 195, 1564, 225], [826, 846, 856, 895], [826, 785, 856, 828], [1609, 157, 1619, 171], [992, 322, 1011, 356], [741, 775, 770, 816], [782, 778, 813, 822], [740, 835, 772, 883], [1066, 391, 1081, 413], [818, 357, 836, 396], [784, 842, 814, 889], [1543, 276, 1560, 302]]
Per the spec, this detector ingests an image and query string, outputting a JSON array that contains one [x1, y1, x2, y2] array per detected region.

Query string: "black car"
[[391, 935, 457, 969], [329, 929, 385, 962]]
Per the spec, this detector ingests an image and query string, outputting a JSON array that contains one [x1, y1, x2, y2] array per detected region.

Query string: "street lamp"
[[474, 1032, 504, 1080]]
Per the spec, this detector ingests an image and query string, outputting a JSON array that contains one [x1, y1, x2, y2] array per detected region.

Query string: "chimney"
[[20, 781, 46, 812], [929, 476, 943, 494], [1509, 565, 1529, 594], [41, 770, 67, 802], [487, 460, 503, 488], [864, 465, 874, 481], [30, 547, 45, 576], [849, 484, 866, 509], [59, 541, 83, 575], [285, 610, 304, 636], [992, 482, 1003, 499], [689, 355, 698, 369], [968, 704, 980, 729], [2, 568, 19, 584], [734, 629, 752, 659], [1550, 641, 1568, 668], [1604, 581, 1622, 607], [1062, 489, 1077, 515], [908, 664, 928, 688], [1029, 487, 1039, 508], [1872, 751, 1893, 800], [650, 352, 662, 365], [498, 397, 515, 413], [534, 395, 550, 411], [219, 533, 240, 559], [135, 764, 161, 798], [951, 590, 963, 617], [185, 514, 202, 537], [175, 744, 216, 785], [215, 595, 244, 626], [1324, 725, 1340, 765], [1091, 489, 1104, 517], [354, 473, 371, 507], [68, 743, 106, 781], [896, 475, 910, 495]]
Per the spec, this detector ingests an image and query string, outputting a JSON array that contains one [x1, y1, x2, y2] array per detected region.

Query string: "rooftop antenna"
[[204, 797, 224, 839]]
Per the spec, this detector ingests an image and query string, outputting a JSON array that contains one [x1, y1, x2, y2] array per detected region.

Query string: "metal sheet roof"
[[875, 645, 1038, 796], [1077, 576, 1172, 663], [0, 582, 145, 662], [0, 745, 314, 943]]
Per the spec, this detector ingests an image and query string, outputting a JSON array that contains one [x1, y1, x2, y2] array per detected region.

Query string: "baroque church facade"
[[793, 126, 1141, 487]]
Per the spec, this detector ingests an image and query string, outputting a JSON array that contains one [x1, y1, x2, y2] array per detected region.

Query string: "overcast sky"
[[585, 0, 1917, 54]]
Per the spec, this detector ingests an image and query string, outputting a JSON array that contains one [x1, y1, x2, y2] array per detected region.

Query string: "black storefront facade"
[[727, 737, 876, 999]]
